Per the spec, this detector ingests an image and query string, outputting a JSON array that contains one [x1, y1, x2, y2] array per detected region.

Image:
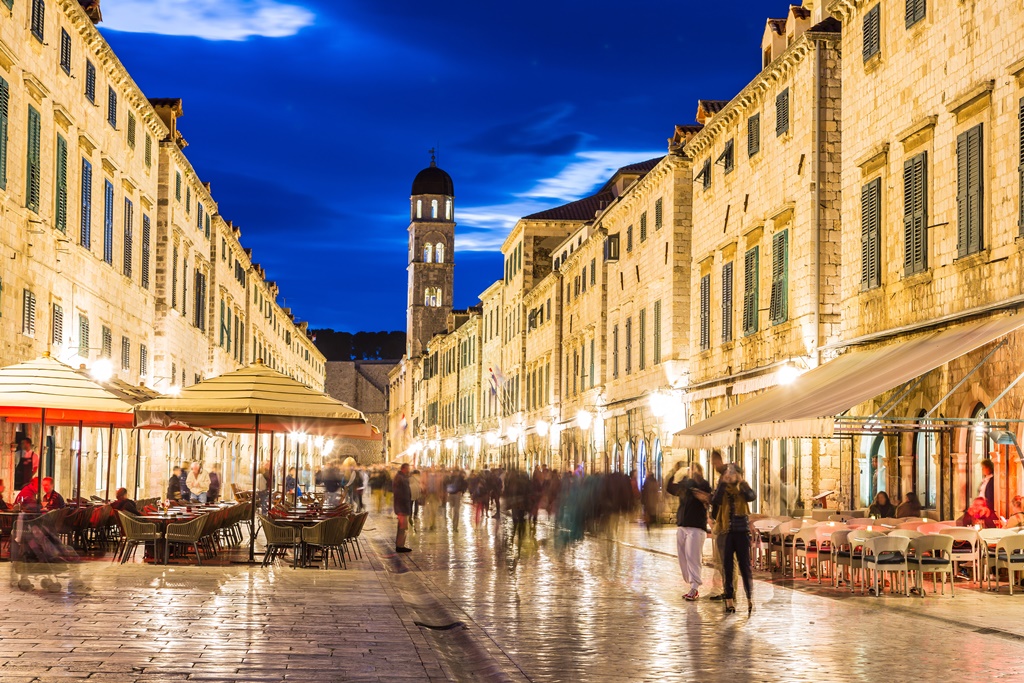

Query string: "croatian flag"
[[399, 413, 408, 431]]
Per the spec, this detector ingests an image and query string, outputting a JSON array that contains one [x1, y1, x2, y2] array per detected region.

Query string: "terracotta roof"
[[791, 6, 811, 19], [616, 157, 664, 175], [524, 191, 614, 221], [698, 100, 729, 115], [767, 18, 786, 34], [149, 97, 183, 114], [809, 17, 841, 33]]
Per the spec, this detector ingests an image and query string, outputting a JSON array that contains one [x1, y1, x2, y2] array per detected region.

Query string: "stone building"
[[0, 1, 325, 501], [324, 360, 394, 464]]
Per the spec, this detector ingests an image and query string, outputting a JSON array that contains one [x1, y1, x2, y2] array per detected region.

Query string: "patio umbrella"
[[0, 355, 136, 505], [134, 360, 373, 562]]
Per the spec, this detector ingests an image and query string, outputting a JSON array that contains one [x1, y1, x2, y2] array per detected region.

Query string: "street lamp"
[[576, 410, 593, 431], [90, 358, 113, 383]]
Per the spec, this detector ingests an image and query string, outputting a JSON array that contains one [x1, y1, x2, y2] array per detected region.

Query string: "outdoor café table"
[[139, 510, 200, 564], [274, 514, 333, 568]]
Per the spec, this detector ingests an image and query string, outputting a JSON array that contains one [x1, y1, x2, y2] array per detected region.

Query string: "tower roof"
[[411, 150, 454, 197]]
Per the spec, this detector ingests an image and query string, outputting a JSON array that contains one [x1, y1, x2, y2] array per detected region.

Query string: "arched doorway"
[[624, 441, 634, 477], [652, 438, 663, 483], [637, 439, 648, 483], [969, 403, 989, 506]]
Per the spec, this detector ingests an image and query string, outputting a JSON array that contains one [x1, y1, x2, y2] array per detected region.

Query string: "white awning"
[[674, 313, 1024, 449]]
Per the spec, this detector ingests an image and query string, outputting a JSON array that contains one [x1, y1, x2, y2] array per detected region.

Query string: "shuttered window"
[[121, 336, 130, 371], [101, 326, 112, 358], [103, 179, 114, 264], [589, 338, 595, 388], [699, 274, 711, 351], [139, 344, 148, 377], [956, 124, 984, 257], [696, 158, 712, 189], [175, 171, 182, 201], [1020, 99, 1024, 235], [171, 246, 178, 309], [612, 325, 619, 378], [107, 87, 117, 128], [655, 198, 663, 230], [127, 112, 136, 149], [903, 153, 928, 275], [905, 0, 925, 28], [626, 224, 634, 252], [640, 211, 648, 242], [123, 198, 133, 278], [186, 187, 191, 213], [194, 271, 206, 331], [26, 106, 41, 213], [22, 289, 36, 336], [80, 159, 92, 248], [141, 214, 151, 289], [776, 89, 790, 136], [0, 77, 8, 190], [145, 134, 152, 168], [52, 304, 63, 346], [182, 258, 188, 316], [55, 134, 68, 232], [743, 247, 759, 335], [717, 139, 735, 174], [771, 231, 790, 325], [590, 258, 596, 285], [653, 300, 662, 364], [30, 0, 44, 41], [60, 29, 72, 74], [197, 202, 204, 231], [722, 261, 734, 342], [85, 60, 96, 103], [748, 113, 760, 156], [863, 4, 881, 61], [639, 308, 647, 371], [625, 317, 633, 373], [861, 178, 882, 288], [78, 315, 89, 357]]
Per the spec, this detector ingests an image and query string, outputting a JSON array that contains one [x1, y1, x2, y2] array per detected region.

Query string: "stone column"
[[899, 455, 915, 502], [953, 452, 968, 515]]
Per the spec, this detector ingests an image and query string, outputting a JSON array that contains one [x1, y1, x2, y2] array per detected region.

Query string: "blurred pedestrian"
[[111, 487, 139, 515], [707, 450, 730, 600], [667, 462, 711, 601], [207, 464, 221, 503], [167, 466, 183, 502], [641, 470, 661, 528], [446, 468, 468, 531], [868, 491, 896, 518], [186, 462, 211, 504], [322, 461, 343, 508], [712, 464, 756, 614], [409, 469, 423, 519], [393, 463, 412, 552], [370, 468, 387, 512]]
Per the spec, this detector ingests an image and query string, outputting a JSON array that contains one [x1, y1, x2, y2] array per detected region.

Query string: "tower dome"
[[411, 151, 454, 196]]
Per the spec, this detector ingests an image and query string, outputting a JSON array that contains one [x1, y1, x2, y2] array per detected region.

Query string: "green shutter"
[[906, 0, 926, 28], [863, 4, 881, 61], [776, 89, 790, 136], [640, 211, 648, 242], [123, 198, 133, 278], [743, 247, 759, 335], [903, 152, 928, 275], [55, 135, 68, 232], [0, 77, 8, 190], [639, 308, 646, 370], [655, 198, 663, 230], [145, 134, 152, 168], [957, 124, 984, 256], [699, 274, 711, 350], [653, 300, 662, 364], [722, 261, 733, 342], [748, 113, 760, 156], [861, 178, 881, 287], [26, 106, 41, 212], [770, 230, 789, 324], [141, 215, 151, 289]]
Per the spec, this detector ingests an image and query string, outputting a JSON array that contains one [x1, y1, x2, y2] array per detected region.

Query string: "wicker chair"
[[343, 512, 369, 561], [165, 515, 207, 565], [259, 515, 298, 567], [301, 520, 333, 569], [0, 512, 16, 559], [118, 513, 162, 564]]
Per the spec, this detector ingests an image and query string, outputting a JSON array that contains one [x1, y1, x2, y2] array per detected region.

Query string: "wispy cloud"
[[102, 0, 315, 41], [455, 150, 664, 252]]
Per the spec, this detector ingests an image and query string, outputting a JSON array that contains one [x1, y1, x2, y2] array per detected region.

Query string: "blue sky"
[[100, 0, 772, 332]]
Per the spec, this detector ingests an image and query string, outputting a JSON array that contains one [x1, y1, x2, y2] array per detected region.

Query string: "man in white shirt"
[[186, 462, 212, 504]]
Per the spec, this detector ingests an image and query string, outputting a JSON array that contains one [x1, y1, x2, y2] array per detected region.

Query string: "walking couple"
[[667, 451, 756, 615]]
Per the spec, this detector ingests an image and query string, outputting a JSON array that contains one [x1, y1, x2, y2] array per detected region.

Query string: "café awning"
[[674, 313, 1024, 448]]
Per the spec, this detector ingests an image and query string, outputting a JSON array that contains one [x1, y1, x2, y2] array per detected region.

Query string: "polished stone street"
[[3, 506, 1024, 682]]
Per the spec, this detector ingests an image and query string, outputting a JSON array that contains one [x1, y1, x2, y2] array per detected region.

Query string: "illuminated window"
[[445, 199, 452, 220], [423, 244, 433, 263], [431, 199, 438, 218], [416, 199, 422, 219], [436, 243, 445, 263]]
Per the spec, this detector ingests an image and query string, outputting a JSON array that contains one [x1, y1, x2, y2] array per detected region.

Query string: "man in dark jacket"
[[666, 462, 711, 601], [393, 464, 413, 552]]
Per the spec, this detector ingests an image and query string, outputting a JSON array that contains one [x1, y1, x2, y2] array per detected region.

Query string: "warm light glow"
[[314, 436, 325, 449], [444, 439, 456, 449], [485, 431, 499, 446], [463, 435, 475, 446], [536, 420, 550, 437], [90, 358, 114, 382], [577, 410, 593, 430], [777, 364, 802, 385], [649, 392, 667, 418], [167, 385, 181, 396], [506, 425, 521, 441], [323, 439, 334, 456]]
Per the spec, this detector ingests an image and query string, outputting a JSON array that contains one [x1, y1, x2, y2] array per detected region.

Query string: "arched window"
[[424, 287, 442, 307], [637, 439, 647, 482], [436, 243, 445, 263], [423, 244, 433, 263], [445, 199, 452, 220], [416, 200, 423, 219], [970, 403, 989, 503], [914, 410, 938, 509], [431, 199, 438, 218]]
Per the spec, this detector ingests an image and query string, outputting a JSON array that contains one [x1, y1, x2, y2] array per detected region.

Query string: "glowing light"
[[90, 358, 114, 382], [536, 420, 550, 437], [777, 364, 802, 385], [444, 439, 456, 449], [485, 431, 499, 446], [577, 410, 593, 430], [649, 392, 667, 418], [166, 385, 181, 396], [323, 439, 334, 456]]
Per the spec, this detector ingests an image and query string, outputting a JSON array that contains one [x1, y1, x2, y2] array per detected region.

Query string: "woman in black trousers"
[[712, 463, 757, 614]]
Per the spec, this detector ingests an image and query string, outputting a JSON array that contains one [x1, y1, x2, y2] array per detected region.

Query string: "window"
[[770, 230, 789, 325], [120, 336, 130, 371], [55, 135, 68, 232], [626, 225, 634, 252], [590, 338, 595, 388], [141, 215, 151, 289], [424, 287, 442, 307], [139, 344, 148, 377], [639, 308, 647, 371], [145, 134, 152, 168], [612, 324, 619, 378], [625, 317, 633, 374], [1020, 98, 1024, 235], [431, 199, 438, 218], [640, 211, 648, 242], [861, 178, 882, 287], [748, 113, 761, 157], [101, 325, 112, 358], [185, 186, 191, 213], [182, 258, 188, 316], [194, 271, 206, 331], [863, 4, 881, 61], [30, 0, 44, 42], [604, 233, 620, 261], [957, 123, 984, 257], [906, 0, 925, 28], [175, 171, 182, 201], [416, 199, 422, 218], [722, 261, 734, 342], [107, 87, 117, 128], [717, 139, 735, 174], [696, 158, 712, 190], [103, 179, 114, 265], [80, 159, 92, 248], [776, 89, 790, 136], [423, 243, 432, 263], [0, 77, 8, 190], [655, 198, 663, 230], [445, 198, 452, 220], [590, 258, 596, 285], [123, 198, 133, 278], [60, 29, 72, 74], [26, 106, 41, 212], [743, 247, 759, 335], [436, 242, 445, 263], [171, 246, 178, 309], [699, 274, 710, 351], [127, 112, 136, 149], [581, 267, 587, 292], [196, 202, 204, 232], [85, 60, 96, 103], [22, 289, 36, 336], [903, 152, 928, 275], [653, 300, 662, 364]]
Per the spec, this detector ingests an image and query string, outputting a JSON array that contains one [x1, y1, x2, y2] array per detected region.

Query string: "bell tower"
[[406, 151, 455, 358]]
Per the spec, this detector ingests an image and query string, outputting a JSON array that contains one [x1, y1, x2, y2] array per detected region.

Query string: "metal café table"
[[139, 510, 200, 564]]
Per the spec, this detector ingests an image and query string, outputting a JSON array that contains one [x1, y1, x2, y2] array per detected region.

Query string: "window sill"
[[863, 51, 883, 74], [953, 248, 989, 268], [901, 268, 932, 286]]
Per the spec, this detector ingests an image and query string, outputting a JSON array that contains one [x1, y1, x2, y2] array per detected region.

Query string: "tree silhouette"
[[311, 330, 405, 361]]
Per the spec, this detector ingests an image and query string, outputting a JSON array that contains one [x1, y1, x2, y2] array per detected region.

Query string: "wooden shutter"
[[627, 225, 633, 252], [748, 113, 760, 156], [175, 171, 182, 200], [653, 300, 662, 364], [103, 179, 114, 264], [590, 338, 595, 388], [121, 336, 130, 371], [905, 0, 925, 28], [903, 153, 928, 274], [127, 113, 136, 149], [52, 304, 63, 346], [80, 159, 92, 247], [30, 0, 44, 41], [957, 124, 984, 256], [722, 261, 734, 342], [22, 290, 36, 336], [26, 106, 41, 212], [56, 135, 68, 232], [743, 247, 759, 335], [702, 158, 711, 189], [612, 325, 619, 377], [123, 198, 133, 279], [776, 89, 790, 136], [0, 77, 8, 190], [655, 198, 663, 229], [863, 4, 880, 62], [625, 317, 632, 373], [639, 308, 647, 370], [107, 87, 117, 128], [699, 274, 711, 351], [770, 230, 789, 324], [861, 179, 881, 288], [101, 326, 112, 358], [640, 211, 648, 242], [85, 61, 96, 102], [140, 344, 148, 376], [60, 29, 72, 73], [145, 134, 152, 168], [141, 214, 151, 289]]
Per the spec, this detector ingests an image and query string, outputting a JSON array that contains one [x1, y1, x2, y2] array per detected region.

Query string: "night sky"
[[100, 0, 772, 332]]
